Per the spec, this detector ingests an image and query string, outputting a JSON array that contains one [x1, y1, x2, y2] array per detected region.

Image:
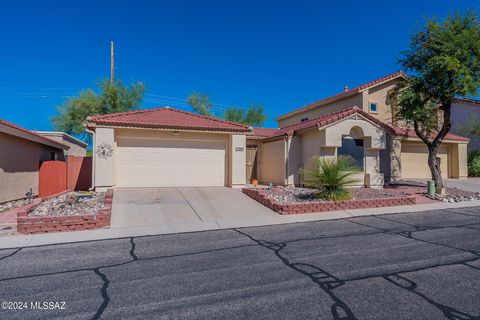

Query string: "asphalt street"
[[0, 206, 479, 320]]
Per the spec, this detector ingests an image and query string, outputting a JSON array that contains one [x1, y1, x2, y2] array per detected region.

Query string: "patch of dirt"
[[29, 192, 105, 217], [263, 186, 409, 204]]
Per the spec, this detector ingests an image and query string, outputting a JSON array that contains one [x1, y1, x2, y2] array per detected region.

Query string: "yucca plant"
[[302, 156, 360, 201]]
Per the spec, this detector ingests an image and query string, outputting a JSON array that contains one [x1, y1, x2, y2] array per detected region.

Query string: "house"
[[271, 71, 469, 184], [34, 131, 88, 156], [86, 72, 469, 191], [86, 109, 250, 191], [0, 119, 69, 203], [450, 98, 480, 152]]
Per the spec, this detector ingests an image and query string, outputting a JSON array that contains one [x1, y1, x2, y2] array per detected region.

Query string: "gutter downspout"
[[85, 127, 95, 191]]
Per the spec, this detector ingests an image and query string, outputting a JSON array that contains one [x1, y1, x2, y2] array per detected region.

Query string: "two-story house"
[[245, 71, 469, 187]]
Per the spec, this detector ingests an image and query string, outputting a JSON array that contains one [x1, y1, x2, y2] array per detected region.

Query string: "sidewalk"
[[1, 199, 479, 250]]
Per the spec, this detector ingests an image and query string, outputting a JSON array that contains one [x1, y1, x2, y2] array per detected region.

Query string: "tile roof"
[[0, 119, 69, 149], [266, 106, 394, 139], [453, 97, 480, 105], [250, 127, 280, 138], [264, 106, 469, 143], [392, 127, 469, 142], [278, 71, 406, 120], [88, 107, 251, 133]]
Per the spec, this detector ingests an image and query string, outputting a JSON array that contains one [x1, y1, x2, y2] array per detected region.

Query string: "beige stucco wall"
[[323, 116, 387, 149], [229, 134, 246, 187], [286, 135, 302, 185], [94, 127, 115, 190], [363, 79, 398, 125], [0, 133, 62, 203], [43, 135, 86, 156], [295, 116, 386, 187], [278, 78, 401, 129], [259, 139, 286, 185], [450, 143, 468, 179], [94, 128, 242, 189], [278, 94, 363, 127]]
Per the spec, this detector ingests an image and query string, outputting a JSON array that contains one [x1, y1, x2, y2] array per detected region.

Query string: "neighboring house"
[[271, 71, 468, 184], [34, 131, 87, 156], [87, 72, 469, 191], [0, 119, 69, 203], [451, 98, 480, 152]]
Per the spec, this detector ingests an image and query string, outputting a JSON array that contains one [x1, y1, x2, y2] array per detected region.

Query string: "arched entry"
[[337, 126, 365, 170]]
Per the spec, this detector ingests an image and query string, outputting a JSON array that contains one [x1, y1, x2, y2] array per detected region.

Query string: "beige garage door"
[[401, 143, 449, 179], [116, 138, 226, 187]]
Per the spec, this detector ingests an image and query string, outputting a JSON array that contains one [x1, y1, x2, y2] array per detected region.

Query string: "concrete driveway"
[[409, 178, 480, 193], [445, 178, 480, 193], [111, 187, 278, 228]]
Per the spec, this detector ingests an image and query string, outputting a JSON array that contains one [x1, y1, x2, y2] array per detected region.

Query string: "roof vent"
[[344, 85, 349, 92]]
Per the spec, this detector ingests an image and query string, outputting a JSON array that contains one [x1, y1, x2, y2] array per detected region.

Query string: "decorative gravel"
[[263, 186, 409, 204], [28, 192, 106, 217], [0, 198, 34, 213], [386, 180, 480, 202]]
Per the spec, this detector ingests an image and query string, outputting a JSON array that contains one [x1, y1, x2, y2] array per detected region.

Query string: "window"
[[301, 117, 309, 122], [369, 102, 378, 113], [337, 137, 364, 169]]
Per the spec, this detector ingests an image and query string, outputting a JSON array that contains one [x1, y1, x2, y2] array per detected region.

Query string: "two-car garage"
[[116, 134, 227, 188], [88, 107, 250, 190]]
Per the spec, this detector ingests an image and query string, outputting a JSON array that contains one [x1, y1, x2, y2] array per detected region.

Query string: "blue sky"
[[0, 0, 479, 131]]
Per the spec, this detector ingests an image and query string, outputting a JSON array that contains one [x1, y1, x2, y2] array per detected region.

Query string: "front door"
[[246, 145, 258, 183]]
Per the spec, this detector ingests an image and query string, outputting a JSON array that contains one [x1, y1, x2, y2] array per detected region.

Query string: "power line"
[[144, 93, 278, 114]]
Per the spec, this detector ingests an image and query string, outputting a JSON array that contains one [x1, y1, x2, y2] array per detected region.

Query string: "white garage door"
[[116, 138, 226, 187], [401, 144, 449, 179]]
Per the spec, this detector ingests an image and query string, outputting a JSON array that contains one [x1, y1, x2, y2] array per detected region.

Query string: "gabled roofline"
[[277, 71, 406, 121], [265, 106, 394, 140], [453, 97, 480, 105], [86, 106, 251, 133], [0, 120, 69, 150], [34, 131, 88, 148]]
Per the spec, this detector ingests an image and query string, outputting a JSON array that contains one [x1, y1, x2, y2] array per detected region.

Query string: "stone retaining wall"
[[17, 189, 113, 234], [243, 188, 416, 215]]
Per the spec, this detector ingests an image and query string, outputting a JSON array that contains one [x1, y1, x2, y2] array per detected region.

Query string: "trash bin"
[[427, 180, 435, 197]]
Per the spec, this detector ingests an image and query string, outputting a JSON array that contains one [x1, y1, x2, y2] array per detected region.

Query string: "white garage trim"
[[116, 136, 227, 187]]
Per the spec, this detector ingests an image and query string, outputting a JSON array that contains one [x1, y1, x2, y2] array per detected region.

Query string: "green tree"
[[224, 104, 267, 127], [52, 79, 145, 136], [187, 92, 267, 126], [187, 92, 214, 116], [393, 12, 480, 188]]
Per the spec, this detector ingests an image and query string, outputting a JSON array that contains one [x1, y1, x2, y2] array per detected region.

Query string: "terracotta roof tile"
[[0, 119, 69, 149], [392, 127, 469, 142], [250, 127, 280, 137], [453, 97, 480, 105], [278, 71, 406, 120], [88, 107, 250, 133], [267, 106, 394, 138]]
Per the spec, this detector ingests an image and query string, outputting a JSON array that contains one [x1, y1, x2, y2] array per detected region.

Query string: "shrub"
[[468, 151, 480, 177], [302, 156, 360, 201]]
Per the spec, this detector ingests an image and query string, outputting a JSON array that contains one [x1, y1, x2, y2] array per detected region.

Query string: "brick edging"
[[243, 188, 416, 215], [17, 189, 114, 234]]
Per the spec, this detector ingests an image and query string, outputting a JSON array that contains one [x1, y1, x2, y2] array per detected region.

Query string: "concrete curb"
[[1, 200, 479, 250]]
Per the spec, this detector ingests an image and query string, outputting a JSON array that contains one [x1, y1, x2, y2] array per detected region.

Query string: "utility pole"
[[110, 41, 115, 85]]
